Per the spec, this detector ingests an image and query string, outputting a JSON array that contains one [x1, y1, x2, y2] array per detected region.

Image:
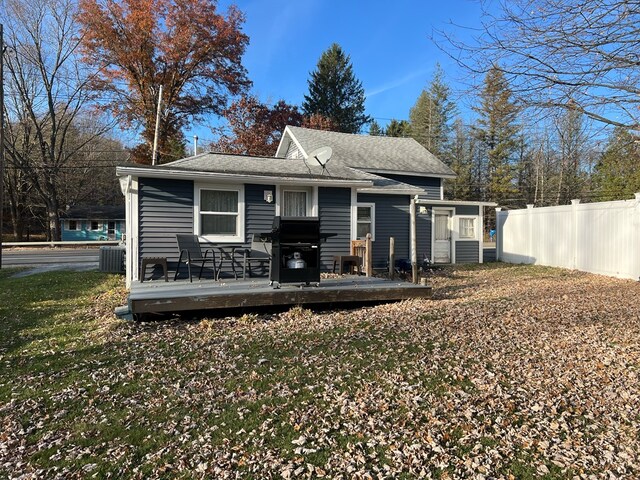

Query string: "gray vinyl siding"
[[358, 193, 411, 269], [285, 142, 301, 159], [139, 180, 278, 279], [319, 187, 351, 271], [379, 173, 442, 200], [456, 241, 480, 263], [244, 184, 276, 243], [138, 178, 194, 266]]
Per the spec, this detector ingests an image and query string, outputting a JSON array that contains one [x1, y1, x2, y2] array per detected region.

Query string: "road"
[[1, 248, 99, 268]]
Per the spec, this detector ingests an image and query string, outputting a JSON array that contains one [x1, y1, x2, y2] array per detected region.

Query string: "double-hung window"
[[195, 185, 244, 242], [90, 221, 100, 231], [282, 188, 310, 217], [459, 217, 476, 239], [355, 203, 375, 240], [68, 220, 79, 231]]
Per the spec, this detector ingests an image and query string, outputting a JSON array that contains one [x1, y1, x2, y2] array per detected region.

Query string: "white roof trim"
[[358, 168, 457, 179], [358, 187, 424, 195], [415, 198, 498, 207], [116, 166, 372, 188]]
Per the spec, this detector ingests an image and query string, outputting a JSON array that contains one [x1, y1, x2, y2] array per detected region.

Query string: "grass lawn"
[[1, 264, 639, 479]]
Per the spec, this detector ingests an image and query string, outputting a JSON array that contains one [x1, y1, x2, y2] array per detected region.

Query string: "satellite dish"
[[308, 146, 332, 167]]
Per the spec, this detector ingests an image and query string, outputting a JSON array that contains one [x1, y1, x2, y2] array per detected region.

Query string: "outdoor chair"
[[239, 234, 272, 279], [174, 234, 216, 282], [350, 239, 367, 274]]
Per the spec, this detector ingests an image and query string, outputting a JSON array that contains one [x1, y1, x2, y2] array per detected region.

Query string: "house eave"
[[415, 198, 498, 207], [358, 187, 425, 195], [358, 168, 457, 179], [115, 166, 373, 188]]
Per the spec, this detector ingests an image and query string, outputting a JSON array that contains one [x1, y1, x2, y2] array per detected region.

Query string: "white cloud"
[[366, 68, 431, 98]]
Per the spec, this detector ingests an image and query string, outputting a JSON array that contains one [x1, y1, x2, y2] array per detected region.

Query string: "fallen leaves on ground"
[[1, 264, 639, 478]]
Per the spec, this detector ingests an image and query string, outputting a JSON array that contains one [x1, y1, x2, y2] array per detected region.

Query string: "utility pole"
[[151, 84, 163, 165], [0, 24, 5, 270]]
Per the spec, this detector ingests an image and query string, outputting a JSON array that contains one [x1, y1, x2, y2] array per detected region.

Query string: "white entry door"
[[433, 211, 452, 263]]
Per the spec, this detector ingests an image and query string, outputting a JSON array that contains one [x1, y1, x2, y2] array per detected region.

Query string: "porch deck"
[[126, 276, 432, 316]]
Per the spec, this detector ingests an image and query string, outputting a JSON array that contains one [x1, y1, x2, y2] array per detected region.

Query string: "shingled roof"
[[276, 126, 456, 178], [161, 152, 377, 182]]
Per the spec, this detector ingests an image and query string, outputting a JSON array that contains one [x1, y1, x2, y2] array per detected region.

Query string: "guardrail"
[[2, 240, 122, 247]]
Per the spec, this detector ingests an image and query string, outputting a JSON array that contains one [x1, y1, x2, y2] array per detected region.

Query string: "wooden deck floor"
[[125, 276, 432, 316]]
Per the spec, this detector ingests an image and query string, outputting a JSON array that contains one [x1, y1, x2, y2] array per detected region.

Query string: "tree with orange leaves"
[[77, 0, 250, 164]]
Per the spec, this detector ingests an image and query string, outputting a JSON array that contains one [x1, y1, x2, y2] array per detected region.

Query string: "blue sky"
[[194, 0, 486, 144]]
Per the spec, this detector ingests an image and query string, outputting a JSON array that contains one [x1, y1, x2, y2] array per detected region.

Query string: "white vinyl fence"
[[496, 194, 640, 280]]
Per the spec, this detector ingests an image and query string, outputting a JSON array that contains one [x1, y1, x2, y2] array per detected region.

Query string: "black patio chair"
[[239, 233, 272, 279], [174, 234, 216, 282]]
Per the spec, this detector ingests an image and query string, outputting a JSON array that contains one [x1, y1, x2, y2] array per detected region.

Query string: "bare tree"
[[1, 0, 111, 240], [434, 0, 640, 129]]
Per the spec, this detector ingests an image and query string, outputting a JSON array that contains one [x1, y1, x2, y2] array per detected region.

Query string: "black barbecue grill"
[[270, 216, 321, 288]]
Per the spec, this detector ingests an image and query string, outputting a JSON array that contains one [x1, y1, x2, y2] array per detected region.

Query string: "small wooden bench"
[[140, 257, 168, 282], [332, 255, 361, 275]]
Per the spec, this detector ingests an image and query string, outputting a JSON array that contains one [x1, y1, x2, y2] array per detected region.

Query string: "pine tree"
[[368, 119, 383, 136], [593, 128, 640, 201], [554, 108, 587, 204], [302, 44, 371, 133], [473, 66, 520, 206], [385, 119, 411, 137], [446, 119, 475, 200], [409, 64, 456, 160]]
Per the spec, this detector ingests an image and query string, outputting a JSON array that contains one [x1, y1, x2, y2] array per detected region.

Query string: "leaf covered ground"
[[1, 264, 639, 479]]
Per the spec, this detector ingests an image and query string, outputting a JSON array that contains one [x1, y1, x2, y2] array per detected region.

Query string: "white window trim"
[[89, 221, 101, 231], [275, 185, 317, 217], [67, 220, 79, 231], [353, 202, 376, 241], [458, 216, 478, 240], [194, 183, 245, 243]]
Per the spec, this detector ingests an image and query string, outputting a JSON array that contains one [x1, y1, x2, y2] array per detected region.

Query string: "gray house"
[[117, 126, 493, 287]]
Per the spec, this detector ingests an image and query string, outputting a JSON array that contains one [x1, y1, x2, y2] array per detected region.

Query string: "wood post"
[[389, 236, 395, 280], [410, 197, 418, 284], [365, 233, 373, 277]]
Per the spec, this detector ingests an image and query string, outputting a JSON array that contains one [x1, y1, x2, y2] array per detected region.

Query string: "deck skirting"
[[127, 276, 432, 315]]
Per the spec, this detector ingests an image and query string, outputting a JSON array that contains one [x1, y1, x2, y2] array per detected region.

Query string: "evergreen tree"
[[446, 119, 475, 200], [369, 119, 383, 136], [473, 66, 520, 206], [385, 119, 411, 137], [409, 64, 456, 160], [554, 108, 587, 204], [302, 44, 371, 133], [593, 128, 640, 201]]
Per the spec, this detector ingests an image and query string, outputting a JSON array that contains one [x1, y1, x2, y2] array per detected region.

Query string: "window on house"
[[356, 204, 375, 240], [90, 221, 100, 231], [282, 189, 309, 217], [459, 217, 476, 239], [68, 220, 79, 231], [195, 185, 244, 241]]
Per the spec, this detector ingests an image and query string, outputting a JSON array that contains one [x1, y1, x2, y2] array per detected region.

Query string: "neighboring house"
[[116, 126, 494, 287], [61, 206, 126, 241]]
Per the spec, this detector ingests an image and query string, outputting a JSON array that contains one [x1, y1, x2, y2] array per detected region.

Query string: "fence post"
[[410, 197, 418, 284], [635, 193, 640, 281], [365, 233, 373, 277], [526, 204, 534, 263], [571, 199, 581, 270], [495, 207, 502, 261], [389, 236, 395, 280]]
